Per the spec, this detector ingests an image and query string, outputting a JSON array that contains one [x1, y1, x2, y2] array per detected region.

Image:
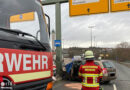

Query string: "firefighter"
[[79, 50, 103, 90]]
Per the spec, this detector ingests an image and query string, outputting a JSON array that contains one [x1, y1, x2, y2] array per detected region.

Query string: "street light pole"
[[94, 36, 96, 48], [42, 0, 69, 77], [62, 39, 64, 49], [55, 2, 63, 77], [90, 27, 93, 48], [88, 26, 95, 49]]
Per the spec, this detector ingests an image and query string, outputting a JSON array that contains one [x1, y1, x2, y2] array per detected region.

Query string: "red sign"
[[0, 48, 53, 84]]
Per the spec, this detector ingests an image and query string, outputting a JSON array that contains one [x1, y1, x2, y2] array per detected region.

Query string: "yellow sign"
[[111, 0, 130, 12], [106, 54, 109, 57], [10, 12, 35, 23], [100, 54, 104, 57], [69, 0, 109, 16]]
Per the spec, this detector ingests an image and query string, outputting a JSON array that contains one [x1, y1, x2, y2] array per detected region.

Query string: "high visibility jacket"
[[79, 60, 103, 90]]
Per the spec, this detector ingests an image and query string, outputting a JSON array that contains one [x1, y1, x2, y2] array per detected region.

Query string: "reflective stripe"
[[85, 77, 87, 84], [79, 72, 82, 76], [82, 73, 99, 77], [83, 77, 98, 84], [82, 66, 98, 69], [82, 82, 99, 87], [93, 77, 96, 84], [81, 73, 99, 87], [99, 72, 103, 76], [85, 69, 95, 71], [9, 71, 51, 83]]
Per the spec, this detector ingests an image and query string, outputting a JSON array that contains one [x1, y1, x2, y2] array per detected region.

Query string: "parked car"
[[63, 59, 116, 83], [94, 60, 117, 83], [63, 60, 83, 81]]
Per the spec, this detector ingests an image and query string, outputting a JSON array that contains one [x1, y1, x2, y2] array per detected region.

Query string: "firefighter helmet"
[[84, 50, 94, 59]]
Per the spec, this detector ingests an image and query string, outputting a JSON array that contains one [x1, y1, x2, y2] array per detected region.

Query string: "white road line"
[[113, 84, 117, 90]]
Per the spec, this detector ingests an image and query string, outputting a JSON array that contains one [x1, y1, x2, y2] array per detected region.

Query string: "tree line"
[[110, 42, 130, 62]]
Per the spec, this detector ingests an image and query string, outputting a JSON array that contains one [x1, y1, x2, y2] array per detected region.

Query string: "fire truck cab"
[[0, 0, 53, 90]]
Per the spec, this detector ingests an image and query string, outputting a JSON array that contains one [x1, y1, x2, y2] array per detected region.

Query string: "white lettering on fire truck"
[[23, 54, 31, 71], [0, 53, 4, 72], [33, 55, 41, 70], [0, 53, 49, 72], [42, 55, 48, 69], [5, 53, 22, 72]]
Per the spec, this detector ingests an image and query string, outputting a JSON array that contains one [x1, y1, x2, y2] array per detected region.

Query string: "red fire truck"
[[0, 0, 53, 90]]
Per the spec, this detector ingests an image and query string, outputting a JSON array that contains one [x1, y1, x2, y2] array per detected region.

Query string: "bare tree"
[[115, 42, 130, 62]]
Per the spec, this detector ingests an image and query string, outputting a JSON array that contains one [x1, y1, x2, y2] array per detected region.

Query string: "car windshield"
[[102, 61, 113, 68], [0, 0, 42, 36]]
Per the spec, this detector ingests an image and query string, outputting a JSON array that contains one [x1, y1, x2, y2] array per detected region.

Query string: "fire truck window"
[[0, 40, 17, 49], [10, 12, 40, 37]]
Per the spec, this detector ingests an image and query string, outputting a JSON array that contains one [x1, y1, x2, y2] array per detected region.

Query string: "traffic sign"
[[106, 54, 109, 57], [69, 0, 109, 16], [100, 54, 104, 57], [54, 40, 61, 47], [111, 0, 130, 12]]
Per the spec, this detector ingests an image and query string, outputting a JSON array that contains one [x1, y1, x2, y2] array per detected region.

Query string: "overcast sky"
[[43, 3, 130, 48]]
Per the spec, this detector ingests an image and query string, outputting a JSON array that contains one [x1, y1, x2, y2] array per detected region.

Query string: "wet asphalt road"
[[114, 61, 130, 90], [53, 61, 130, 90]]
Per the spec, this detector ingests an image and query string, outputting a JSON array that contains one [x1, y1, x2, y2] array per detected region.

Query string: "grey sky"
[[44, 3, 130, 48]]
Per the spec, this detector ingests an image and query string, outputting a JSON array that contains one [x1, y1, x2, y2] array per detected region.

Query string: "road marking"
[[113, 84, 117, 90]]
